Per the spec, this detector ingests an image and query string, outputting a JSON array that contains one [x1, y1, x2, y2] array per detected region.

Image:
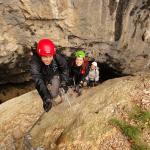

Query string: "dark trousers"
[[47, 75, 60, 99], [88, 80, 98, 87]]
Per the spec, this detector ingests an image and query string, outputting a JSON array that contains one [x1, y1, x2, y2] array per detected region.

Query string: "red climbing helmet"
[[37, 39, 56, 56]]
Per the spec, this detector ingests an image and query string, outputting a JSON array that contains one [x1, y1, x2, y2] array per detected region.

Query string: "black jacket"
[[69, 60, 90, 85], [30, 53, 69, 101]]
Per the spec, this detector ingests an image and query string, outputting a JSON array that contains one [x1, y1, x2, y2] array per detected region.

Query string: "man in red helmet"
[[30, 39, 69, 112]]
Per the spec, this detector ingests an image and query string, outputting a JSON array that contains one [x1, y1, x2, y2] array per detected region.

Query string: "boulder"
[[0, 90, 43, 149], [0, 73, 150, 149]]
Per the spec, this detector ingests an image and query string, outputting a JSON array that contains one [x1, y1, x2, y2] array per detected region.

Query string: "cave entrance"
[[0, 81, 34, 104], [97, 62, 125, 82]]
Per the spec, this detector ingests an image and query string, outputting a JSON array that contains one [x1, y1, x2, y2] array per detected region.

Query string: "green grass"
[[110, 119, 141, 141], [131, 143, 150, 150], [130, 108, 150, 128], [109, 118, 150, 150]]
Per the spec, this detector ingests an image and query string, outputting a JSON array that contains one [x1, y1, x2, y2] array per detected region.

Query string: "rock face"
[[0, 73, 150, 149], [0, 0, 150, 84], [0, 90, 43, 149]]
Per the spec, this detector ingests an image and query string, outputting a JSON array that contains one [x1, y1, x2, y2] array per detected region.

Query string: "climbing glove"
[[43, 99, 52, 112]]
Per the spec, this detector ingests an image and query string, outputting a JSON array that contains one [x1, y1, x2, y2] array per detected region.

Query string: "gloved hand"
[[43, 99, 52, 112], [61, 82, 68, 93], [79, 81, 84, 87], [80, 80, 83, 84], [83, 81, 87, 87]]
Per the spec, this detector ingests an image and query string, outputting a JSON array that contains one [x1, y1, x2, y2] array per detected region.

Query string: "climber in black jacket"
[[69, 50, 90, 96], [30, 39, 69, 112]]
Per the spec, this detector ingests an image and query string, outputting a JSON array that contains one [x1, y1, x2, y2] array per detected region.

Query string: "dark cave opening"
[[97, 62, 126, 82], [0, 81, 34, 104]]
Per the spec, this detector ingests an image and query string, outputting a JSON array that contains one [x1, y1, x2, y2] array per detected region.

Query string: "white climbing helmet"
[[92, 61, 97, 67]]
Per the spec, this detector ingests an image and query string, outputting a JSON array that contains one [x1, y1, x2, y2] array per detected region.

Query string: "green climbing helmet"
[[75, 50, 85, 58]]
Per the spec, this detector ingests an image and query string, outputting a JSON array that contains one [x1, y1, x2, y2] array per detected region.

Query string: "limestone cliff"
[[0, 0, 150, 84]]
